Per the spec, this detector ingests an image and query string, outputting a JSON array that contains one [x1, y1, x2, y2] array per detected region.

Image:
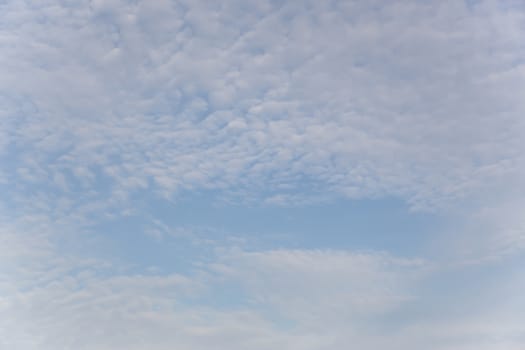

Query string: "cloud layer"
[[2, 218, 524, 350], [1, 0, 525, 349], [2, 0, 523, 215]]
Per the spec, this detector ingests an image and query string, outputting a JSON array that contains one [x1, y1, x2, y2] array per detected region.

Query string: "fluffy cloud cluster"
[[1, 0, 523, 218]]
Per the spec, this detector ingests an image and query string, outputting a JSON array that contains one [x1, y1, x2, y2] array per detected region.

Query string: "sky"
[[1, 0, 524, 349]]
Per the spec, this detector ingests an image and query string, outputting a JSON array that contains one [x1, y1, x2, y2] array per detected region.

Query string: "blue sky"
[[1, 0, 524, 349]]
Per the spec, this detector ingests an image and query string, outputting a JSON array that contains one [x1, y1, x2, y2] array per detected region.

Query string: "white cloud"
[[0, 214, 417, 349], [1, 0, 523, 217], [210, 249, 425, 320], [1, 1, 525, 348], [2, 219, 523, 350]]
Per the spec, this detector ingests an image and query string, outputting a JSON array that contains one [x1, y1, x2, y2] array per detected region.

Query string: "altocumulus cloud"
[[1, 0, 525, 349]]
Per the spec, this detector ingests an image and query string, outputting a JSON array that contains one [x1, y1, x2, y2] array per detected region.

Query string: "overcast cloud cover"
[[1, 0, 524, 349]]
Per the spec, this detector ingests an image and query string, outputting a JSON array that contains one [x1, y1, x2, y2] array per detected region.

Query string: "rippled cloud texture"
[[1, 0, 524, 349]]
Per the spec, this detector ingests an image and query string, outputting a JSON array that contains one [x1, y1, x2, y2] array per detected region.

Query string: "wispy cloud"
[[2, 217, 523, 349]]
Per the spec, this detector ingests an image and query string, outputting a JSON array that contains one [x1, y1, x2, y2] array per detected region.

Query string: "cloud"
[[2, 218, 523, 350], [1, 0, 523, 219], [210, 249, 425, 320], [0, 214, 419, 349], [1, 1, 525, 348]]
